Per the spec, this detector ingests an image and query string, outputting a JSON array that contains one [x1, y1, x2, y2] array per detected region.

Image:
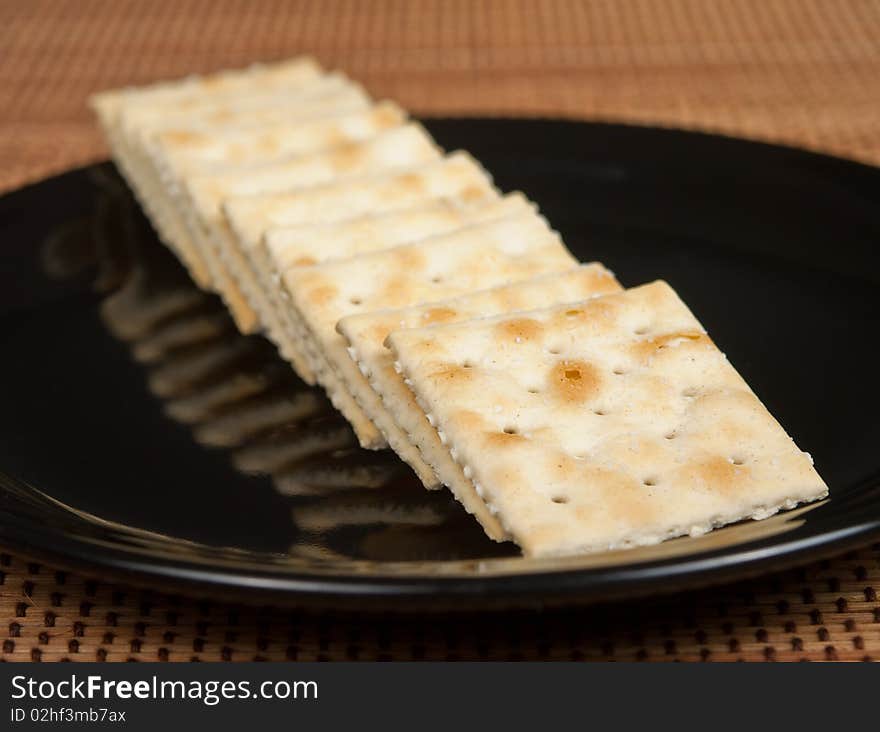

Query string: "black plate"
[[1, 119, 879, 611]]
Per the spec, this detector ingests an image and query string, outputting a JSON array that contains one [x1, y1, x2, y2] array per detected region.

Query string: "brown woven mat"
[[2, 0, 879, 661], [3, 0, 880, 194], [2, 547, 878, 662]]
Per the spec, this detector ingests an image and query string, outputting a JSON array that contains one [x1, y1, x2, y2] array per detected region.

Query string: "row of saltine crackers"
[[93, 57, 828, 557]]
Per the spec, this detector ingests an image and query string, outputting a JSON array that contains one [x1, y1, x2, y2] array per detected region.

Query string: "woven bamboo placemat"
[[1, 0, 879, 661]]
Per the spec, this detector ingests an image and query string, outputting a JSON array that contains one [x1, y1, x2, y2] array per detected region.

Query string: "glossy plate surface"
[[1, 119, 879, 610]]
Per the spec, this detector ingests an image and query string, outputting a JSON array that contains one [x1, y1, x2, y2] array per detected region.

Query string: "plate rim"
[[3, 481, 879, 610]]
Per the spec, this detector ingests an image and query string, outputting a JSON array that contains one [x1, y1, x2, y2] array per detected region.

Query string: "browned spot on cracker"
[[451, 409, 489, 433], [484, 430, 527, 448], [320, 126, 348, 148], [162, 130, 207, 146], [553, 295, 619, 331], [256, 135, 281, 155], [548, 359, 601, 404], [630, 330, 709, 362], [380, 276, 417, 308], [545, 451, 584, 482], [428, 363, 475, 384], [495, 292, 528, 312], [330, 142, 367, 171], [643, 280, 676, 310], [368, 322, 395, 346], [374, 105, 404, 128], [458, 185, 489, 204], [602, 477, 657, 528], [693, 455, 749, 492], [209, 110, 234, 123], [496, 317, 543, 343], [578, 268, 623, 295], [306, 284, 338, 306], [422, 307, 459, 325], [292, 255, 317, 267], [566, 465, 657, 529], [396, 173, 426, 195], [393, 247, 426, 272]]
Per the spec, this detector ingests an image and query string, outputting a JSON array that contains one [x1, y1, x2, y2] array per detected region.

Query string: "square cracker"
[[261, 193, 521, 384], [113, 86, 378, 335], [337, 263, 622, 539], [283, 206, 578, 476], [387, 280, 828, 556], [180, 120, 438, 379], [90, 57, 325, 290]]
